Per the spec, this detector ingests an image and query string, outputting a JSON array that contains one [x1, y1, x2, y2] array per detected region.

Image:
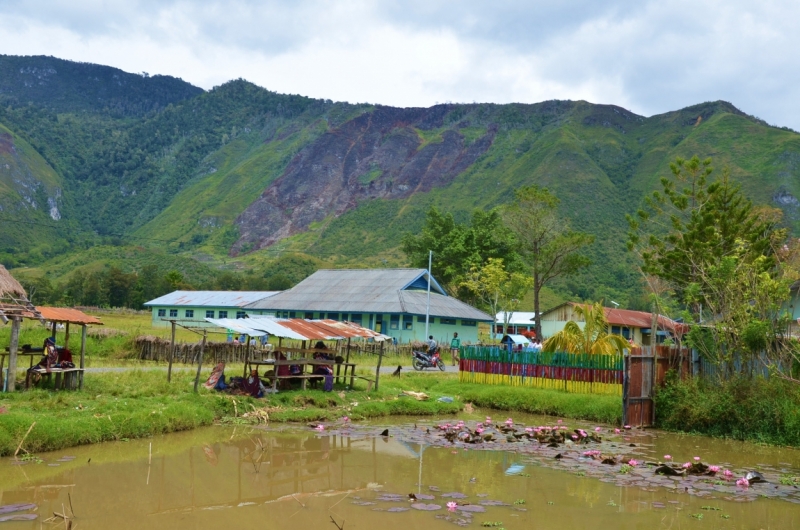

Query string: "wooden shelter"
[[36, 306, 103, 389], [0, 265, 42, 392]]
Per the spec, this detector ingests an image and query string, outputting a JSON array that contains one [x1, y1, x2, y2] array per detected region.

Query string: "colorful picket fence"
[[459, 346, 624, 395]]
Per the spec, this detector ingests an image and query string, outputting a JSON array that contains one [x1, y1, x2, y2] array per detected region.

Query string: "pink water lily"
[[663, 455, 672, 461], [682, 462, 692, 469], [623, 425, 631, 430], [476, 427, 484, 434], [315, 424, 325, 431], [628, 459, 639, 466], [525, 427, 533, 434], [447, 501, 457, 512], [614, 428, 621, 434], [693, 456, 701, 462], [594, 427, 602, 432], [505, 418, 514, 426], [341, 416, 350, 423], [708, 465, 720, 473], [723, 469, 733, 478], [571, 435, 578, 440], [557, 419, 563, 424], [736, 478, 749, 488]]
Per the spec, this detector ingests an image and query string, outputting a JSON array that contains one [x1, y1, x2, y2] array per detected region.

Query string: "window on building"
[[350, 313, 362, 325], [280, 311, 289, 318], [417, 315, 426, 322], [327, 313, 339, 321], [289, 311, 296, 318], [206, 310, 215, 318], [157, 309, 166, 317], [219, 311, 228, 318], [340, 313, 348, 322], [185, 310, 194, 318], [304, 312, 314, 319], [236, 311, 246, 319], [461, 320, 477, 327], [403, 315, 413, 330], [169, 309, 178, 318], [390, 314, 400, 330], [441, 318, 456, 325]]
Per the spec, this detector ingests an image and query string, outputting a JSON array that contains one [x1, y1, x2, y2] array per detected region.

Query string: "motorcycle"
[[412, 347, 445, 371]]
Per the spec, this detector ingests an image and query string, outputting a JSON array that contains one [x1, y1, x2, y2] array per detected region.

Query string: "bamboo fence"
[[459, 346, 624, 395]]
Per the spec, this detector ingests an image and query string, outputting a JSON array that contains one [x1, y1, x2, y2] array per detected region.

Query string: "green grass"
[[654, 371, 800, 446], [0, 368, 623, 456]]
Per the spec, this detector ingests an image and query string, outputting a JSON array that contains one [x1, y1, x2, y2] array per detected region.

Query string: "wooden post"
[[64, 322, 70, 349], [51, 320, 57, 339], [243, 335, 251, 378], [194, 331, 207, 393], [6, 317, 21, 392], [168, 321, 176, 383], [79, 324, 87, 389], [374, 340, 384, 391]]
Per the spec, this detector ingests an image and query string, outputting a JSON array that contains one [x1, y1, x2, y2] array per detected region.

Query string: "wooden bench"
[[26, 367, 85, 390]]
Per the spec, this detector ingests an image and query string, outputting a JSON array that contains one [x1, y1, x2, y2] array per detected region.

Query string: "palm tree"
[[543, 302, 630, 354]]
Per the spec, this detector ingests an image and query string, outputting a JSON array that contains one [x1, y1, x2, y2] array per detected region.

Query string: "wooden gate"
[[622, 346, 691, 427]]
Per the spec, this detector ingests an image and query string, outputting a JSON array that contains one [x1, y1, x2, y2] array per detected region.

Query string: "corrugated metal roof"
[[543, 302, 681, 333], [205, 317, 390, 341], [144, 291, 280, 307], [204, 318, 270, 337], [244, 269, 492, 321], [495, 311, 538, 325], [37, 307, 103, 325]]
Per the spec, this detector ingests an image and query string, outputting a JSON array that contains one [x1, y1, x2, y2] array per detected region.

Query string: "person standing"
[[450, 332, 461, 366]]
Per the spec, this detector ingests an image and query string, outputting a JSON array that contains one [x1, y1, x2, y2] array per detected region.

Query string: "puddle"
[[2, 414, 800, 529]]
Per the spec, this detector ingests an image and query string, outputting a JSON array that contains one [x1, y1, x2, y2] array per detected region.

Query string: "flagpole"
[[425, 250, 432, 338]]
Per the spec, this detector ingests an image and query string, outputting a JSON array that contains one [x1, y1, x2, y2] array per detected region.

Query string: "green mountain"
[[2, 55, 799, 308]]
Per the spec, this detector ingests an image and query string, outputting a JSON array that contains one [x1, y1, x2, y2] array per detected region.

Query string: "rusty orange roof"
[[36, 307, 103, 325]]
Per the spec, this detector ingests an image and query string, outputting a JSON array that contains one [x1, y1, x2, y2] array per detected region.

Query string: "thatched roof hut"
[[0, 265, 41, 321]]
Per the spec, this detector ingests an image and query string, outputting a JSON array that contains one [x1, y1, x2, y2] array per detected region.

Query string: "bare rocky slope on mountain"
[[1, 55, 800, 304]]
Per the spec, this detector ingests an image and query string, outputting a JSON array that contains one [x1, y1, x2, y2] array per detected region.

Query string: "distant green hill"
[[2, 55, 800, 308]]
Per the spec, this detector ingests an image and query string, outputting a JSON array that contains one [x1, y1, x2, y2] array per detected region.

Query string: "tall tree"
[[503, 186, 594, 338], [402, 207, 520, 295], [461, 258, 533, 338], [627, 156, 791, 373]]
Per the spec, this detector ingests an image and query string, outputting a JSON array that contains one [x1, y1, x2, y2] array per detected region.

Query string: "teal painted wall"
[[148, 306, 483, 343]]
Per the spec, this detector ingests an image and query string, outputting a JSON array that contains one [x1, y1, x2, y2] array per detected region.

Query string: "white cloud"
[[0, 0, 799, 129]]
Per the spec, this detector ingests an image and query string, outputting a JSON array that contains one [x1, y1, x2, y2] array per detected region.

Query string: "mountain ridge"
[[0, 55, 799, 308]]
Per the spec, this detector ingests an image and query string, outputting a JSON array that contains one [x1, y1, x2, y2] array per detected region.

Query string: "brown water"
[[2, 415, 800, 529]]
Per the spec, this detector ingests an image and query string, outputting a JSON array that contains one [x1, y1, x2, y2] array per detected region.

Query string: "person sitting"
[[204, 362, 227, 391], [310, 351, 334, 390], [242, 368, 265, 398], [426, 335, 438, 356]]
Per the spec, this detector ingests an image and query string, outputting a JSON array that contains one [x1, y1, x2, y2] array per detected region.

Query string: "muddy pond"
[[2, 412, 800, 529]]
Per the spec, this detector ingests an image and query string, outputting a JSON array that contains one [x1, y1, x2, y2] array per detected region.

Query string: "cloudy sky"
[[2, 1, 799, 129]]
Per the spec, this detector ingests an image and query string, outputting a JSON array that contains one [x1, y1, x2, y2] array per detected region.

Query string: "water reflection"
[[0, 423, 799, 529]]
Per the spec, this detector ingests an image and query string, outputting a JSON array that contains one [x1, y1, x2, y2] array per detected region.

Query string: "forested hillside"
[[1, 55, 799, 309]]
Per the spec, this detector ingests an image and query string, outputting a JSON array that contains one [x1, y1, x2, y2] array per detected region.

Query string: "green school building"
[[244, 268, 493, 344]]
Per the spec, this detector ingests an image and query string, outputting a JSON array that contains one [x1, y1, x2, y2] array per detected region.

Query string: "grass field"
[[0, 365, 622, 456]]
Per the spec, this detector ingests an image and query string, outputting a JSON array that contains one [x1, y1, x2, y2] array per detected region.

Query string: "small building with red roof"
[[539, 301, 684, 344]]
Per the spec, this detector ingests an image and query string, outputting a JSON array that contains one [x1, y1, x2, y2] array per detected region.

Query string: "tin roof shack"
[[0, 264, 43, 391], [539, 301, 682, 345], [144, 291, 280, 327], [244, 269, 493, 343], [495, 311, 538, 337], [35, 307, 103, 389]]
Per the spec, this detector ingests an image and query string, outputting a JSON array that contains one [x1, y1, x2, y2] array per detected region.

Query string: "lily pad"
[[0, 514, 37, 522], [441, 492, 468, 499], [387, 507, 410, 512], [457, 504, 486, 512], [479, 500, 510, 506], [411, 503, 442, 511], [0, 504, 36, 515]]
